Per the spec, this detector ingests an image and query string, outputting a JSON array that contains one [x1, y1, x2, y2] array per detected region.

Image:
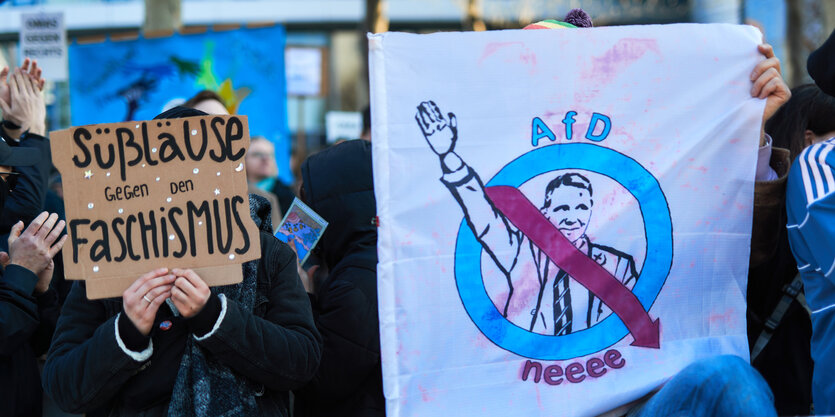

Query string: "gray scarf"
[[167, 195, 273, 417]]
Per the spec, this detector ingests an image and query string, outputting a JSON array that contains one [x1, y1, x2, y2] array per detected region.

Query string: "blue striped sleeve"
[[787, 139, 835, 281]]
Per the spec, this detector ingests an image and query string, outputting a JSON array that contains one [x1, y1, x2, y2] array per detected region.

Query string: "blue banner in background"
[[69, 25, 292, 183]]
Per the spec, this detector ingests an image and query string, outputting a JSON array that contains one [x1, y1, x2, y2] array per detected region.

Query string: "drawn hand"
[[123, 268, 175, 336], [170, 268, 211, 319], [415, 101, 458, 155], [751, 43, 790, 145]]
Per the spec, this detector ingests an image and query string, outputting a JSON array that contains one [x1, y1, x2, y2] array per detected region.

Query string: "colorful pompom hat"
[[524, 8, 594, 29]]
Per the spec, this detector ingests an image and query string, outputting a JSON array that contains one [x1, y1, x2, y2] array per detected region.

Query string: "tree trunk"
[[464, 0, 487, 31]]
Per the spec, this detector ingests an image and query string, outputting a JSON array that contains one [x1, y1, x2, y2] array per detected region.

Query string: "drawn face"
[[542, 185, 592, 243]]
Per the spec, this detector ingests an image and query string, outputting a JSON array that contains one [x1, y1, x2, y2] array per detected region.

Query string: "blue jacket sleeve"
[[786, 141, 835, 280], [0, 264, 40, 355]]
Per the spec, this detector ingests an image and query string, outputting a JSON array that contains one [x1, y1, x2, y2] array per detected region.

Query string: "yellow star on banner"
[[217, 79, 251, 115]]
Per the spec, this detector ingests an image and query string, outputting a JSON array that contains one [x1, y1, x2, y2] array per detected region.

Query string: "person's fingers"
[[0, 251, 9, 267], [760, 77, 782, 100], [36, 213, 59, 240], [28, 60, 38, 77], [22, 212, 49, 237], [48, 234, 68, 258], [44, 219, 65, 247], [171, 285, 189, 306], [173, 276, 198, 297], [173, 268, 206, 291], [20, 58, 30, 73], [751, 67, 779, 97], [11, 69, 23, 95], [141, 284, 172, 309], [126, 268, 169, 294], [0, 67, 8, 83], [750, 57, 780, 81], [146, 289, 171, 316], [0, 97, 10, 115], [758, 43, 775, 59], [22, 71, 37, 96], [38, 78, 44, 91], [136, 274, 176, 297], [7, 221, 24, 247]]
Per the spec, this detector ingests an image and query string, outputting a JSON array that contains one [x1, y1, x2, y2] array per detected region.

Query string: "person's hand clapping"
[[0, 65, 46, 137], [3, 212, 67, 294], [170, 269, 211, 319], [122, 268, 175, 336]]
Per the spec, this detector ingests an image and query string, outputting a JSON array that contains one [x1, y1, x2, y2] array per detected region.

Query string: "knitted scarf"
[[167, 195, 273, 416]]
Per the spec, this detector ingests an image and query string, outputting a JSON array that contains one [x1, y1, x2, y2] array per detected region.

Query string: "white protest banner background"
[[20, 12, 67, 81], [371, 24, 763, 417]]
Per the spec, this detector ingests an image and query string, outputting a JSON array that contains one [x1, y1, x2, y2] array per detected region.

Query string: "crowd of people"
[[3, 8, 835, 417]]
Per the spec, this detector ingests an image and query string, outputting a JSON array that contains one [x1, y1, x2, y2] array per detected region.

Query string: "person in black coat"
[[294, 139, 384, 417], [42, 108, 321, 417], [0, 59, 66, 417]]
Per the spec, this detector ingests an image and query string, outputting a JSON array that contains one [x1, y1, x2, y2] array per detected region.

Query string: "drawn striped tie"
[[554, 269, 572, 335]]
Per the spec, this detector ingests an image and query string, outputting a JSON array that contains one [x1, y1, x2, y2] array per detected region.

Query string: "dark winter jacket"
[[42, 197, 321, 416], [747, 147, 813, 415], [295, 140, 384, 417], [0, 264, 60, 417], [0, 132, 51, 241]]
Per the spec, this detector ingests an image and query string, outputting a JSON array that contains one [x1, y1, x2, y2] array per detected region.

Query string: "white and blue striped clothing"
[[786, 137, 835, 414]]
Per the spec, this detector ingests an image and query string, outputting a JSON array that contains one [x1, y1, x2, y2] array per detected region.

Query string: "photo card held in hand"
[[274, 198, 328, 265]]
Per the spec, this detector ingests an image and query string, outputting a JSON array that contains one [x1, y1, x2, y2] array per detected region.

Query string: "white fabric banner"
[[370, 24, 763, 417]]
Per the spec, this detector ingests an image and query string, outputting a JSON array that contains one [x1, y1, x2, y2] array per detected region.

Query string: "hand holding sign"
[[122, 268, 175, 336], [51, 115, 262, 299], [170, 268, 211, 318]]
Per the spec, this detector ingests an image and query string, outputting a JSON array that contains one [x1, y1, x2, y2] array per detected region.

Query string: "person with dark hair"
[[293, 140, 384, 417], [0, 60, 51, 238], [808, 29, 835, 97], [782, 29, 835, 415], [361, 105, 371, 141], [766, 84, 835, 161], [42, 107, 321, 417], [182, 90, 229, 115]]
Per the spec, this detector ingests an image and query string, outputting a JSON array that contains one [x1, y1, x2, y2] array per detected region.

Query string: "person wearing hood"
[[42, 107, 322, 417], [294, 139, 384, 416]]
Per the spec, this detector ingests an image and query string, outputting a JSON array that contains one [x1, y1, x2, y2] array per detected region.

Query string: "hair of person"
[[182, 90, 226, 110], [542, 172, 593, 209], [766, 83, 835, 161], [362, 105, 371, 134]]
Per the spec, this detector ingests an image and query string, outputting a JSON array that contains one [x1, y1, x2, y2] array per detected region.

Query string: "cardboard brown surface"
[[50, 115, 262, 299]]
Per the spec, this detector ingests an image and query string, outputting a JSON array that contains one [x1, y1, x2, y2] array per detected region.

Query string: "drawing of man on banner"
[[415, 101, 640, 335]]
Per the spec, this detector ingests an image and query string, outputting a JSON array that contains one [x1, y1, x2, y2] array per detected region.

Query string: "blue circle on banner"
[[454, 143, 673, 360]]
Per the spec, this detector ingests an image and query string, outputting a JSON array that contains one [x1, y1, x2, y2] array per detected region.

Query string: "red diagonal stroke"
[[484, 185, 660, 348]]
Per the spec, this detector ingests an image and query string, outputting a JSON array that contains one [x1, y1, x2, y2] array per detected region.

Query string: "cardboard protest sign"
[[51, 115, 262, 299], [370, 24, 762, 416]]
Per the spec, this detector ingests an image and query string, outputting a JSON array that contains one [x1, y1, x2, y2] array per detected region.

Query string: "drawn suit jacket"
[[441, 162, 638, 335]]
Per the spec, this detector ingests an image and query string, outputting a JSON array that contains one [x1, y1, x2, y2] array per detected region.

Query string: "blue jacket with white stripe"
[[786, 138, 835, 414]]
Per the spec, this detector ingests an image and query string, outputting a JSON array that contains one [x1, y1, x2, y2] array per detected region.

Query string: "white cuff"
[[114, 313, 153, 362], [194, 293, 228, 341]]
